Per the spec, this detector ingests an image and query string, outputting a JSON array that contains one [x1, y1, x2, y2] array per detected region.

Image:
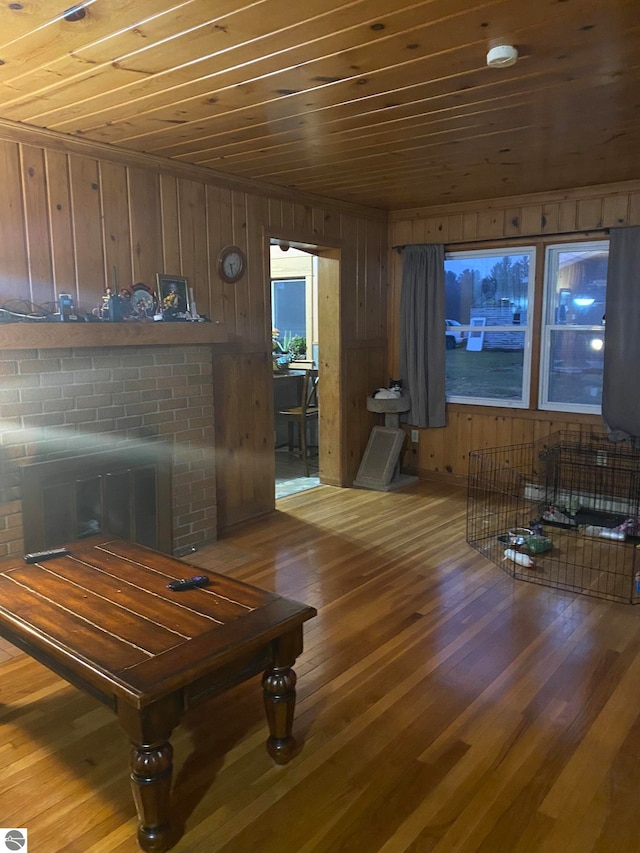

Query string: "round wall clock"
[[218, 245, 246, 283], [130, 282, 156, 317]]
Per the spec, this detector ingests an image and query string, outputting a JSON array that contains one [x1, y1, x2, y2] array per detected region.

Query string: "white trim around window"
[[539, 240, 608, 415], [444, 247, 536, 409]]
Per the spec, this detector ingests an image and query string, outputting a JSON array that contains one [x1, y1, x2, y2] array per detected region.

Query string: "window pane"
[[271, 279, 306, 340], [445, 252, 531, 321], [546, 329, 604, 406], [446, 335, 526, 401], [544, 244, 608, 326], [444, 249, 534, 407], [540, 241, 608, 413]]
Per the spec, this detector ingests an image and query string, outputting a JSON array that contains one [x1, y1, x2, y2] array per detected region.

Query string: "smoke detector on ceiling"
[[486, 44, 518, 68]]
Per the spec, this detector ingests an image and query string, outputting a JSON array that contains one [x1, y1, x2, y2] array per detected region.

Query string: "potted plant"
[[287, 335, 307, 359]]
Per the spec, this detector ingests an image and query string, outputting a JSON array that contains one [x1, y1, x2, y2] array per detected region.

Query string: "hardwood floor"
[[3, 481, 640, 852]]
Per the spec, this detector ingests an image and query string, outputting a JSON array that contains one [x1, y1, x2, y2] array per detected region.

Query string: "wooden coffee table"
[[0, 538, 316, 851]]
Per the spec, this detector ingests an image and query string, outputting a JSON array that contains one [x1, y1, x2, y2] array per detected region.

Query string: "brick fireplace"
[[0, 343, 216, 557]]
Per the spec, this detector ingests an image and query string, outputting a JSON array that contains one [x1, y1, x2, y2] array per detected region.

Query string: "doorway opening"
[[270, 243, 320, 498]]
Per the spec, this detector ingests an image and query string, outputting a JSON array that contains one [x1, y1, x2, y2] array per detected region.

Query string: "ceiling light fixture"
[[486, 44, 518, 68]]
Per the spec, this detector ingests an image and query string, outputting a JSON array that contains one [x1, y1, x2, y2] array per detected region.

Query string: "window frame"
[[538, 239, 609, 415], [444, 246, 537, 409], [271, 277, 307, 344]]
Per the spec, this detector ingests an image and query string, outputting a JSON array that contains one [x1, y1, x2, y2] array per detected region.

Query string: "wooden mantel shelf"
[[0, 319, 231, 350]]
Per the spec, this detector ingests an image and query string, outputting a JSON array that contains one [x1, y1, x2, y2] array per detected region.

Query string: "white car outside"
[[445, 319, 465, 348]]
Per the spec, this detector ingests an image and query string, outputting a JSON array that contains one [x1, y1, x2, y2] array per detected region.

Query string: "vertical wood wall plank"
[[510, 416, 532, 447], [340, 215, 359, 344], [267, 197, 283, 231], [20, 145, 54, 307], [577, 197, 603, 230], [0, 140, 29, 303], [45, 149, 77, 303], [366, 220, 385, 341], [355, 217, 367, 341], [246, 193, 267, 344], [248, 350, 273, 508], [238, 353, 255, 509], [541, 203, 560, 233], [477, 209, 505, 239], [421, 423, 447, 472], [323, 210, 342, 242], [411, 219, 428, 243], [218, 185, 236, 334], [230, 189, 250, 340], [388, 221, 411, 377], [311, 206, 326, 240], [68, 154, 104, 308], [520, 204, 543, 235], [602, 195, 629, 227], [204, 183, 224, 324], [558, 201, 577, 232], [99, 161, 132, 294], [346, 343, 386, 474], [177, 177, 208, 312], [128, 167, 163, 289], [447, 213, 463, 242], [159, 173, 180, 274], [293, 202, 313, 234], [425, 216, 448, 243], [280, 200, 295, 232], [454, 410, 473, 473], [504, 207, 522, 236], [462, 212, 478, 241]]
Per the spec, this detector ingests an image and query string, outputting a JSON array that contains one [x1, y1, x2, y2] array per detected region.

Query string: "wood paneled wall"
[[388, 180, 640, 482], [0, 124, 387, 531]]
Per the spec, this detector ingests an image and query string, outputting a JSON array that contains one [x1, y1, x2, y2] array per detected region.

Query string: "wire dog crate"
[[467, 431, 640, 603]]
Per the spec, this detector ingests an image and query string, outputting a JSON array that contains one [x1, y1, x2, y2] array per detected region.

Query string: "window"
[[539, 241, 608, 413], [444, 248, 536, 407], [271, 278, 306, 343]]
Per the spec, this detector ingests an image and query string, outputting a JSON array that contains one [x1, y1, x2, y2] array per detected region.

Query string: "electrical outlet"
[[596, 451, 607, 467], [411, 429, 419, 443]]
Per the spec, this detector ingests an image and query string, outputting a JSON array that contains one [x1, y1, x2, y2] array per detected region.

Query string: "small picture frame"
[[156, 274, 190, 316]]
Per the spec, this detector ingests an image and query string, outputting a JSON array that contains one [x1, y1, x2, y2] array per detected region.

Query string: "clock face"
[[130, 287, 155, 316], [219, 246, 245, 282]]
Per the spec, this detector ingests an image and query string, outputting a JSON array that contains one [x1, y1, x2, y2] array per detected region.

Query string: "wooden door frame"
[[265, 232, 344, 487]]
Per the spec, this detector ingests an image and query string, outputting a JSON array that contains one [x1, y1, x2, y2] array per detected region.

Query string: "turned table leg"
[[118, 695, 183, 853], [129, 740, 174, 852], [262, 627, 303, 764], [262, 664, 298, 763]]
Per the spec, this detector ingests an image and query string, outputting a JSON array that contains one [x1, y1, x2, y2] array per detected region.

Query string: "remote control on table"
[[167, 575, 210, 591], [24, 548, 71, 564]]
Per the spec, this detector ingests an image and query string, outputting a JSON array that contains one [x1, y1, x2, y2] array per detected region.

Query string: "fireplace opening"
[[21, 446, 172, 554]]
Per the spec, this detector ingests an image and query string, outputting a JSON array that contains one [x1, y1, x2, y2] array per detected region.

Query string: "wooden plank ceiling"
[[0, 0, 637, 211]]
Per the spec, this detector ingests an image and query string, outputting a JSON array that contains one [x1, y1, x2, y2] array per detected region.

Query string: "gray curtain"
[[602, 226, 640, 441], [399, 244, 446, 428]]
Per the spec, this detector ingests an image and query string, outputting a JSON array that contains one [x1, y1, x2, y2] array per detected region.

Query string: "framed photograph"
[[156, 274, 190, 316]]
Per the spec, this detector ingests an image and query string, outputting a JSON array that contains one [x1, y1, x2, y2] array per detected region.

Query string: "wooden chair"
[[278, 369, 319, 476]]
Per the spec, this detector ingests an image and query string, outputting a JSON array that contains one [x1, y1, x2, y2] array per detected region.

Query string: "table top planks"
[[0, 538, 316, 706]]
